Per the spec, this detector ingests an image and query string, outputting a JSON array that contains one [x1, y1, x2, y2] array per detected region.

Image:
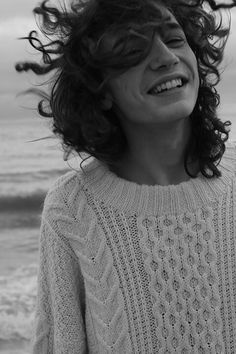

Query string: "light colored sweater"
[[31, 142, 236, 354]]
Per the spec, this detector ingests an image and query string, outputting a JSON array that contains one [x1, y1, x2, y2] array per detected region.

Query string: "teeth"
[[150, 78, 183, 94], [166, 82, 172, 90]]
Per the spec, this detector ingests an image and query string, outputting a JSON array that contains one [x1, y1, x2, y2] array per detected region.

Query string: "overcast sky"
[[1, 1, 236, 121]]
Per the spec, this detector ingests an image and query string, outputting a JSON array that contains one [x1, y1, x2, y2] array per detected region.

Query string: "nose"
[[148, 36, 180, 71]]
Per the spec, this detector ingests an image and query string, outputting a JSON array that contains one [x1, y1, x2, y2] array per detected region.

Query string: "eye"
[[127, 47, 143, 55], [113, 44, 143, 57], [166, 37, 185, 46]]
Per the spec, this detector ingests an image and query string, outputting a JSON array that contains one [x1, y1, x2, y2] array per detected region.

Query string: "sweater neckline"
[[82, 145, 235, 215]]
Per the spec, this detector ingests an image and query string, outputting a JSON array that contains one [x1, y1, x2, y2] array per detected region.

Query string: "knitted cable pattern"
[[31, 141, 236, 353]]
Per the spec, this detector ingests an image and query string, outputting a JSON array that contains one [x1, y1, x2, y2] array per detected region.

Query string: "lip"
[[147, 73, 189, 94], [151, 83, 188, 97]]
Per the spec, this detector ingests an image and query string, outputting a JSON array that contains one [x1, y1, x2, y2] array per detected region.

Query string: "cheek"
[[189, 50, 199, 85], [109, 68, 141, 103], [110, 80, 137, 107], [193, 57, 199, 79], [110, 78, 128, 103]]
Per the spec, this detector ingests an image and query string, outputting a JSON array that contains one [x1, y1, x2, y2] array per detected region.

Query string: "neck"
[[110, 118, 199, 186]]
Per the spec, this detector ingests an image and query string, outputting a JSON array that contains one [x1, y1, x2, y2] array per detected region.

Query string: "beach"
[[0, 116, 82, 353]]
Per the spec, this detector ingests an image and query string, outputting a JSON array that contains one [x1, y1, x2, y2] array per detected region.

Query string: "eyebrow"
[[163, 22, 183, 31]]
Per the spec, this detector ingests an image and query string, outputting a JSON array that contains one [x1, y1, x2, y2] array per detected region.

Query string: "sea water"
[[0, 116, 82, 353]]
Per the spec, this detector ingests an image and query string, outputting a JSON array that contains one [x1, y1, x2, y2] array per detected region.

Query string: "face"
[[103, 9, 199, 127]]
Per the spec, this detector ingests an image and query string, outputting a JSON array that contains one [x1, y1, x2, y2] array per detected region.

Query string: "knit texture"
[[31, 142, 236, 353]]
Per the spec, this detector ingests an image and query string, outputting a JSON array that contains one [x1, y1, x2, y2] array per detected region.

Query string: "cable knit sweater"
[[31, 142, 236, 354]]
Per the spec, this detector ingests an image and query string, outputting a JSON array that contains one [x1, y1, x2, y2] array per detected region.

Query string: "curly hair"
[[15, 0, 235, 178]]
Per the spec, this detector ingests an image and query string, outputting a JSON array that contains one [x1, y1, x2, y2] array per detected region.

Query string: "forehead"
[[100, 9, 182, 51]]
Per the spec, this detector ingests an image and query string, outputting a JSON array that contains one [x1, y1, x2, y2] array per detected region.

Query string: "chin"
[[158, 103, 195, 123]]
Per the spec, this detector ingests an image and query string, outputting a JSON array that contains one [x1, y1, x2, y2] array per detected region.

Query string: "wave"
[[0, 263, 37, 344], [0, 190, 46, 212], [0, 167, 70, 179]]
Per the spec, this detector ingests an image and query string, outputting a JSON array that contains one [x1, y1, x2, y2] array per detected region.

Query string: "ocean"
[[0, 116, 82, 353], [0, 114, 235, 353]]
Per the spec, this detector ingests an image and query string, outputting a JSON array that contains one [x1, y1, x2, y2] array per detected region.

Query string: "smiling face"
[[103, 9, 200, 127]]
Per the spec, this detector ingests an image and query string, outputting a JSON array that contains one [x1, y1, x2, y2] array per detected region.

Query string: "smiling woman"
[[16, 0, 233, 179], [15, 1, 236, 353], [102, 13, 200, 163]]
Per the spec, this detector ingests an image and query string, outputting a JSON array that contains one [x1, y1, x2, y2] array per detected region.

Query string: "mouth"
[[147, 77, 188, 95]]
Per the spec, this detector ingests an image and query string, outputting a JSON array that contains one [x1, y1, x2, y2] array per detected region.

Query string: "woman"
[[16, 0, 236, 352]]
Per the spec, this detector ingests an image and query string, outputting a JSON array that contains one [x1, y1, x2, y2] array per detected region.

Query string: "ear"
[[102, 92, 113, 110]]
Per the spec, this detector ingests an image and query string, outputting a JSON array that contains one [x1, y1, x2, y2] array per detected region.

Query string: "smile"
[[148, 78, 185, 95]]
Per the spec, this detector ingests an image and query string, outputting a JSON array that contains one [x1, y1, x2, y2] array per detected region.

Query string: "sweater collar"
[[81, 142, 236, 215]]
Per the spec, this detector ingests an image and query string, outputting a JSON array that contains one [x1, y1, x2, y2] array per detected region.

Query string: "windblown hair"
[[16, 0, 235, 178]]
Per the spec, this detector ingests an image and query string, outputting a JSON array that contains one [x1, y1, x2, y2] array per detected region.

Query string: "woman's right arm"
[[31, 191, 88, 354]]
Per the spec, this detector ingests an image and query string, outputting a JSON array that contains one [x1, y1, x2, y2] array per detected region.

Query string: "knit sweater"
[[31, 142, 236, 354]]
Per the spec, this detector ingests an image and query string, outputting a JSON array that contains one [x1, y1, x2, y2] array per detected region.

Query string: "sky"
[[1, 1, 236, 123]]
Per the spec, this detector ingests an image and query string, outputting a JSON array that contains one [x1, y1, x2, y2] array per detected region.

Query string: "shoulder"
[[220, 140, 236, 175], [40, 163, 99, 255], [42, 167, 88, 218]]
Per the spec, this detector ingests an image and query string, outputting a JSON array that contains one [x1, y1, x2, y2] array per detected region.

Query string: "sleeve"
[[30, 191, 88, 354]]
